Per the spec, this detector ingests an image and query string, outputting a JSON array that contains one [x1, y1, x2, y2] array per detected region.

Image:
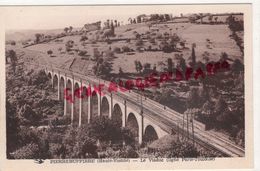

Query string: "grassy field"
[[23, 22, 243, 74]]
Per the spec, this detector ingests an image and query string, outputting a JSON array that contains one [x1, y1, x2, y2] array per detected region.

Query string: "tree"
[[35, 33, 42, 43], [69, 26, 73, 33], [208, 15, 213, 23], [71, 126, 98, 158], [134, 60, 143, 73], [6, 101, 20, 157], [154, 88, 174, 106], [110, 21, 115, 36], [119, 67, 123, 76], [220, 52, 228, 62], [128, 18, 132, 24], [90, 116, 123, 143], [137, 16, 142, 23], [167, 58, 173, 72], [231, 59, 244, 74], [191, 43, 196, 67], [214, 16, 218, 23], [58, 47, 62, 53], [7, 49, 18, 73], [202, 51, 210, 64], [65, 40, 74, 52], [175, 54, 186, 72], [97, 61, 112, 77], [143, 63, 151, 74], [199, 13, 204, 23], [186, 88, 200, 108], [214, 96, 228, 116], [64, 27, 69, 33], [201, 100, 215, 116], [106, 19, 110, 28], [165, 141, 199, 158]]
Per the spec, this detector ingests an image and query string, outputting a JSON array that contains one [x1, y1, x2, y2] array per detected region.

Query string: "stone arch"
[[53, 74, 59, 98], [81, 86, 89, 124], [91, 90, 99, 119], [126, 113, 139, 142], [101, 96, 109, 118], [47, 72, 52, 85], [60, 76, 65, 102], [73, 82, 80, 126], [47, 72, 52, 79], [66, 79, 73, 117], [143, 125, 159, 144], [112, 103, 123, 126]]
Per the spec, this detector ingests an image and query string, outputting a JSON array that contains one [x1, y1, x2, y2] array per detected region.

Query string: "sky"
[[2, 5, 238, 30], [3, 5, 179, 30]]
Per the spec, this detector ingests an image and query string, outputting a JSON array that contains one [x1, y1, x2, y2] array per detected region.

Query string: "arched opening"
[[126, 113, 139, 142], [60, 77, 65, 102], [66, 79, 72, 119], [73, 82, 80, 126], [81, 86, 89, 124], [48, 73, 52, 79], [47, 73, 52, 85], [112, 104, 122, 127], [91, 91, 99, 120], [143, 125, 158, 144], [53, 75, 58, 100], [101, 96, 109, 118]]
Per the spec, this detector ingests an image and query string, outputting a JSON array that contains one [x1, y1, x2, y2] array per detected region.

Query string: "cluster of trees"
[[9, 116, 139, 159], [134, 60, 157, 75], [64, 26, 73, 34], [226, 15, 244, 32], [92, 48, 112, 77], [6, 40, 16, 46], [65, 40, 74, 52], [149, 14, 171, 22], [6, 49, 18, 73], [6, 66, 63, 158], [104, 19, 120, 28], [35, 33, 45, 44], [159, 33, 180, 53], [34, 33, 54, 44], [129, 14, 172, 24]]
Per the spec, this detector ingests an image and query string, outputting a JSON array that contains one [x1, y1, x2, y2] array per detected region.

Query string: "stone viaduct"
[[28, 63, 245, 157], [45, 68, 168, 144]]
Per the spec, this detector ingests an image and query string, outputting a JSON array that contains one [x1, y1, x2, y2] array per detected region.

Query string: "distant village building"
[[171, 17, 190, 23], [82, 21, 101, 32]]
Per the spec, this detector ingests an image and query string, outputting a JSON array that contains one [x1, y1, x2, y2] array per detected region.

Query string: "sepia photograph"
[[0, 3, 254, 170]]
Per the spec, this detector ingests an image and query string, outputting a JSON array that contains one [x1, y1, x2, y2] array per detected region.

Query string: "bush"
[[105, 50, 114, 57], [18, 127, 40, 147], [149, 38, 156, 44], [164, 141, 199, 158], [80, 35, 88, 41], [11, 41, 16, 45], [135, 39, 143, 46], [47, 50, 53, 55], [89, 116, 122, 142], [119, 145, 138, 158], [12, 143, 40, 159], [106, 39, 112, 44], [78, 50, 88, 56], [122, 46, 131, 52], [113, 47, 121, 53]]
